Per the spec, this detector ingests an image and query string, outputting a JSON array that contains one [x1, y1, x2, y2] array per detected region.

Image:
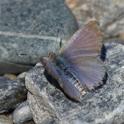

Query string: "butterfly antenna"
[[59, 38, 63, 48], [56, 28, 62, 48]]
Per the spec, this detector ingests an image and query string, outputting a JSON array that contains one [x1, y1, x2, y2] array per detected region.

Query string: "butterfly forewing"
[[61, 21, 103, 58]]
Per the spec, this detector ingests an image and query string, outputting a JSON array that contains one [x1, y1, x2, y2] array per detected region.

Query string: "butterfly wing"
[[61, 21, 102, 58], [72, 58, 105, 90], [60, 21, 105, 90]]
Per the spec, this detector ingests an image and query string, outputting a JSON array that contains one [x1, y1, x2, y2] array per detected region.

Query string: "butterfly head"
[[41, 56, 48, 67], [41, 52, 57, 71]]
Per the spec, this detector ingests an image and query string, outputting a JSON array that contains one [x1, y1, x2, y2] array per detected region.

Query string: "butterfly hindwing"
[[72, 58, 105, 90]]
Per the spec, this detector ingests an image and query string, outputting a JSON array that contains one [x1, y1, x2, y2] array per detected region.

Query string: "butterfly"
[[41, 21, 106, 101]]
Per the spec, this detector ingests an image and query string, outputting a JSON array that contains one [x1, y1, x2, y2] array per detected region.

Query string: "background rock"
[[0, 77, 27, 113], [66, 0, 124, 38], [0, 0, 78, 74], [91, 0, 124, 38], [26, 42, 124, 124]]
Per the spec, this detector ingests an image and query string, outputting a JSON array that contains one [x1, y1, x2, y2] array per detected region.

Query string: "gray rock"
[[26, 42, 124, 124], [70, 0, 124, 38], [0, 61, 32, 74], [0, 77, 27, 113], [0, 115, 13, 124], [12, 101, 32, 124], [25, 63, 48, 97], [0, 0, 78, 74]]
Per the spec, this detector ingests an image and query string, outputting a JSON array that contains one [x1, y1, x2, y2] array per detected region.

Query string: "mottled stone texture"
[[0, 0, 77, 38], [0, 0, 78, 74], [28, 93, 57, 124], [0, 77, 27, 113], [91, 0, 124, 38], [12, 101, 32, 124], [26, 42, 124, 124]]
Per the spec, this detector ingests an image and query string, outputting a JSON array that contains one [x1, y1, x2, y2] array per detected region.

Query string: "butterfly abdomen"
[[64, 69, 85, 94]]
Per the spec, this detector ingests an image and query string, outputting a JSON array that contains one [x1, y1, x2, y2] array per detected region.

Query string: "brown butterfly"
[[41, 21, 106, 101]]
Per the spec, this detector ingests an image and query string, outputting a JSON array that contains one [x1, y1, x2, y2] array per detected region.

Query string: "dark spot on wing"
[[100, 44, 106, 61]]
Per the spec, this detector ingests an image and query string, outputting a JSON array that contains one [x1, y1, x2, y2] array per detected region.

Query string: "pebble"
[[4, 74, 17, 80], [0, 77, 27, 113], [0, 115, 13, 124], [12, 101, 32, 124]]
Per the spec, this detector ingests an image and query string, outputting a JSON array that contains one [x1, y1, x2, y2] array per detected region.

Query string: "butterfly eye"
[[48, 52, 56, 60]]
